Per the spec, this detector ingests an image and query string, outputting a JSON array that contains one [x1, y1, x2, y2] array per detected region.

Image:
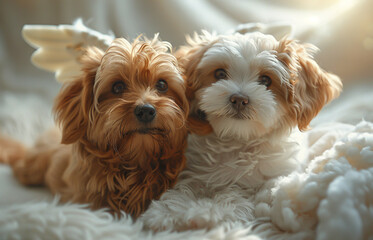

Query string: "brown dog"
[[1, 36, 189, 218]]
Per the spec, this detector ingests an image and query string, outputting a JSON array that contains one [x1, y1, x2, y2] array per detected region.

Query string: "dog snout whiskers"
[[134, 104, 156, 123], [229, 94, 249, 111]]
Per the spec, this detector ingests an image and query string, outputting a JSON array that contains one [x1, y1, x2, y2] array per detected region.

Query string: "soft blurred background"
[[0, 0, 372, 205]]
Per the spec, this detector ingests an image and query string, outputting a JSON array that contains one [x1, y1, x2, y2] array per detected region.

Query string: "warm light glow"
[[305, 0, 360, 27], [363, 37, 373, 50], [308, 16, 321, 25], [323, 0, 359, 20], [337, 0, 358, 11]]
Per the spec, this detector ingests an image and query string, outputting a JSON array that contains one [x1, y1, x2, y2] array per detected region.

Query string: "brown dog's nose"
[[230, 94, 249, 111], [134, 104, 156, 123]]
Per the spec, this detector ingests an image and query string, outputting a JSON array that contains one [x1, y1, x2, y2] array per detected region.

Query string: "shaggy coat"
[[3, 36, 189, 218]]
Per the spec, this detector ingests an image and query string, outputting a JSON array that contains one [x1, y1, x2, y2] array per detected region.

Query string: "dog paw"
[[173, 201, 228, 231], [143, 212, 216, 232], [142, 214, 177, 232], [177, 196, 255, 231], [185, 216, 217, 231], [12, 153, 48, 185], [140, 205, 178, 232]]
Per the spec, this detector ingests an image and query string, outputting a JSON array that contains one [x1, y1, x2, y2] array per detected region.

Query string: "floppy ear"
[[276, 39, 342, 131], [150, 34, 190, 121], [53, 47, 104, 144], [176, 32, 217, 135]]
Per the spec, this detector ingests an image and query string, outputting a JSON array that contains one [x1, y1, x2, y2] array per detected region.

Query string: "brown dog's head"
[[177, 31, 342, 140], [54, 36, 189, 168]]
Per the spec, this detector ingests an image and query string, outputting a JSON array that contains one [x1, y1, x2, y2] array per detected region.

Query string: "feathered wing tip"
[[229, 22, 294, 40], [22, 19, 114, 83]]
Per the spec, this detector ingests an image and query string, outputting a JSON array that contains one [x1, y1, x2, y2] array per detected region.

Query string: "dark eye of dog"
[[259, 75, 272, 87], [197, 109, 207, 120], [156, 79, 168, 93], [214, 69, 227, 80], [112, 81, 126, 94]]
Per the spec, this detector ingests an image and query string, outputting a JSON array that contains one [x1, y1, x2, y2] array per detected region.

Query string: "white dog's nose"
[[230, 94, 249, 111]]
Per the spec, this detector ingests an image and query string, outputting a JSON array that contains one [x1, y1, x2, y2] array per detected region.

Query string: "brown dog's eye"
[[259, 75, 272, 87], [156, 79, 168, 93], [214, 69, 227, 80], [112, 81, 126, 94]]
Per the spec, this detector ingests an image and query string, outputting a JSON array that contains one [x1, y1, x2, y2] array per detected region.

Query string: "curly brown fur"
[[6, 36, 189, 218]]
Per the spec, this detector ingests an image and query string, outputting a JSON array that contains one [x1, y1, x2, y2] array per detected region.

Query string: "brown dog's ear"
[[176, 32, 217, 135], [276, 39, 342, 131], [54, 47, 104, 144]]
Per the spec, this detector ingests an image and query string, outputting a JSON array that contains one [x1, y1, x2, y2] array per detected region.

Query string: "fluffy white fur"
[[140, 132, 303, 231], [250, 120, 373, 240], [0, 198, 256, 240], [142, 120, 373, 239]]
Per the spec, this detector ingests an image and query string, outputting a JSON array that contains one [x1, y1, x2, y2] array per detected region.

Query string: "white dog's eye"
[[197, 109, 207, 120], [259, 75, 272, 87], [112, 81, 126, 94], [214, 69, 227, 80], [155, 79, 168, 93]]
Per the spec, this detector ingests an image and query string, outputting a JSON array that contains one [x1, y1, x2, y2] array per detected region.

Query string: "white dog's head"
[[178, 31, 342, 140]]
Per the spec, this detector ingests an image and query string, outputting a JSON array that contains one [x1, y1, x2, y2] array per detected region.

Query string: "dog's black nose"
[[134, 104, 156, 123], [230, 94, 249, 111]]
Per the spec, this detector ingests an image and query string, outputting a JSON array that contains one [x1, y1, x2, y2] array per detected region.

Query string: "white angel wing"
[[229, 22, 294, 40], [22, 19, 114, 83]]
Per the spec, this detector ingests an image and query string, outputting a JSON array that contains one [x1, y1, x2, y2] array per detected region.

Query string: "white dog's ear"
[[175, 31, 217, 89], [54, 47, 104, 144], [176, 31, 217, 135], [276, 39, 342, 131]]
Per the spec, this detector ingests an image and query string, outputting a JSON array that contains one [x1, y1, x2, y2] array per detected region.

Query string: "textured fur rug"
[[1, 83, 373, 239]]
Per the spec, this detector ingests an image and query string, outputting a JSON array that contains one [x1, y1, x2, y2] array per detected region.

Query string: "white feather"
[[22, 19, 114, 83], [229, 22, 294, 40]]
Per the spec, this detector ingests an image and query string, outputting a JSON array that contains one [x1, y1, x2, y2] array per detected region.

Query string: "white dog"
[[140, 31, 342, 232]]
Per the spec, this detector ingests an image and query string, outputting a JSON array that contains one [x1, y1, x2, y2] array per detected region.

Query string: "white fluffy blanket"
[[1, 82, 373, 240]]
